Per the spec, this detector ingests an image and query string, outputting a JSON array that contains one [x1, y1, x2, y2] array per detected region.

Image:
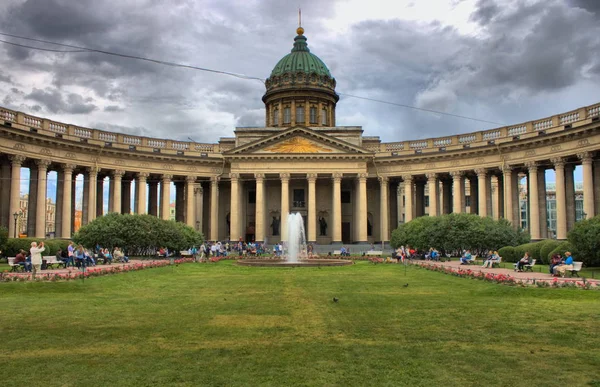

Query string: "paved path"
[[412, 259, 599, 284], [2, 259, 164, 278]]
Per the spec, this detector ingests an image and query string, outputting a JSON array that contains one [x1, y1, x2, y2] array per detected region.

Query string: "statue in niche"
[[271, 216, 280, 236], [319, 217, 328, 236]]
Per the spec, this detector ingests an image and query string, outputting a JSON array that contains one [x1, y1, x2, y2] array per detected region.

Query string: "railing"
[[292, 201, 305, 208], [0, 102, 598, 156]]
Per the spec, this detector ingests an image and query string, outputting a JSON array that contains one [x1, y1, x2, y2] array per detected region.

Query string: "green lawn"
[[1, 261, 599, 387]]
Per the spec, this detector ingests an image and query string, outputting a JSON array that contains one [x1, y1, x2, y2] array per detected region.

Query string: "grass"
[[0, 261, 599, 386]]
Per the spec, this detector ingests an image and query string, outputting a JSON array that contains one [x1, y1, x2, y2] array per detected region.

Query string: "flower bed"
[[1, 258, 195, 282], [410, 261, 598, 290]]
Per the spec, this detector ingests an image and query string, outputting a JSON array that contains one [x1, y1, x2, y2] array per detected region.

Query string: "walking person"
[[30, 241, 45, 278]]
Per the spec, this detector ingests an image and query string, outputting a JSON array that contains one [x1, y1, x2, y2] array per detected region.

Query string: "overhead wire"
[[0, 31, 503, 124]]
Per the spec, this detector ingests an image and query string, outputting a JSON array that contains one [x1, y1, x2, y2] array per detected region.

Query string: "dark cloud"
[[470, 0, 501, 24], [104, 105, 124, 112], [25, 88, 97, 114], [0, 71, 13, 84], [568, 0, 600, 14]]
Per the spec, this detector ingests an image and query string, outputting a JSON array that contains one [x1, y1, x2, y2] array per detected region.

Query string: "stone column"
[[307, 173, 317, 243], [403, 175, 413, 222], [280, 173, 290, 242], [96, 176, 105, 217], [427, 173, 438, 217], [565, 164, 575, 231], [578, 152, 595, 220], [111, 170, 124, 214], [136, 172, 148, 215], [161, 174, 172, 220], [33, 160, 50, 238], [185, 176, 196, 227], [397, 184, 404, 224], [552, 158, 567, 239], [379, 176, 390, 242], [254, 173, 265, 243], [28, 164, 38, 236], [357, 173, 368, 242], [331, 173, 342, 243], [537, 169, 548, 239], [61, 164, 75, 239], [468, 175, 478, 214], [87, 167, 98, 224], [229, 173, 240, 241], [210, 176, 220, 241], [502, 167, 514, 226], [491, 176, 499, 220], [175, 182, 185, 222], [8, 155, 26, 237], [526, 162, 540, 240], [194, 183, 203, 233], [148, 181, 158, 216], [451, 171, 464, 214], [475, 169, 488, 217], [595, 160, 600, 217]]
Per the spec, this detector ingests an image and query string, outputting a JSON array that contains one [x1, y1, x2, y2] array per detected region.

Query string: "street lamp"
[[12, 212, 19, 238]]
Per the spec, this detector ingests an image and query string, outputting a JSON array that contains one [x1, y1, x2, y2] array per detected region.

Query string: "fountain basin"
[[237, 259, 353, 267]]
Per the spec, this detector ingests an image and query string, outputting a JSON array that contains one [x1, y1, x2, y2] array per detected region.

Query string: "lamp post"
[[12, 212, 19, 238]]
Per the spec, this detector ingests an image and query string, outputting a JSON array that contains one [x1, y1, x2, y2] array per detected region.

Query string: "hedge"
[[538, 239, 562, 265], [514, 242, 544, 263], [4, 238, 71, 257], [498, 246, 517, 262], [547, 241, 573, 263]]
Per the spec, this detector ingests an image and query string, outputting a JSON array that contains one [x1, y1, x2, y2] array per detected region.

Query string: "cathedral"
[[0, 26, 599, 244]]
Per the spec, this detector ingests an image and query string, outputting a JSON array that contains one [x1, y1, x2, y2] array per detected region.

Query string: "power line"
[[0, 31, 502, 125]]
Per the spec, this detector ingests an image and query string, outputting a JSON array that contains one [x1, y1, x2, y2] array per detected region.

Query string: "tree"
[[0, 226, 8, 255], [567, 215, 600, 266], [73, 213, 203, 256]]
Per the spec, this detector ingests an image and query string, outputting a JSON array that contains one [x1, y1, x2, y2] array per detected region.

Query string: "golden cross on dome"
[[297, 8, 304, 35]]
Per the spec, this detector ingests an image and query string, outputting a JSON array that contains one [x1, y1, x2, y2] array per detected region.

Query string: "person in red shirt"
[[14, 249, 31, 272]]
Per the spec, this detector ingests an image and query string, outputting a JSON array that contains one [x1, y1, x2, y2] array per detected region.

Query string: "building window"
[[341, 191, 351, 203], [293, 189, 305, 207], [424, 195, 429, 207], [273, 108, 279, 125], [465, 195, 471, 207], [296, 106, 305, 123], [283, 107, 291, 124], [309, 107, 317, 124], [248, 191, 256, 204], [321, 108, 327, 125]]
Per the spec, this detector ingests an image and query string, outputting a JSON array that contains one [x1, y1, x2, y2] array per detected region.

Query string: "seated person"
[[460, 250, 472, 265], [516, 252, 532, 272], [75, 246, 86, 268], [84, 249, 96, 267], [103, 248, 113, 264], [482, 251, 500, 268], [554, 251, 574, 277], [549, 254, 562, 275], [113, 247, 129, 263], [96, 248, 106, 264], [340, 246, 347, 256], [56, 248, 68, 268], [15, 249, 31, 272], [430, 249, 439, 262]]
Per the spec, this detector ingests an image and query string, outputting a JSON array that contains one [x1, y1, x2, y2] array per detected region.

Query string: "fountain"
[[237, 212, 352, 267]]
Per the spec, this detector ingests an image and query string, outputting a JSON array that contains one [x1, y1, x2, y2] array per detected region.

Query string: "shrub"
[[0, 226, 8, 254], [498, 246, 517, 262], [547, 241, 573, 263], [538, 239, 562, 265], [514, 242, 544, 263], [567, 215, 600, 267], [3, 237, 69, 257]]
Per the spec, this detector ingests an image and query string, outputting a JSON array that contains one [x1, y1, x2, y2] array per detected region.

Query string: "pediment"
[[224, 126, 372, 156]]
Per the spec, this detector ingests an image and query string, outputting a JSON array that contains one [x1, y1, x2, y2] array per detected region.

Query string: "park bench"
[[44, 255, 65, 269], [567, 261, 583, 277], [332, 250, 342, 256], [365, 251, 383, 257], [180, 250, 192, 257], [491, 256, 502, 268], [513, 259, 536, 272], [7, 257, 22, 272]]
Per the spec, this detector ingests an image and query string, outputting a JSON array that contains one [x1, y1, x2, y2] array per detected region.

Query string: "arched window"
[[273, 108, 279, 125]]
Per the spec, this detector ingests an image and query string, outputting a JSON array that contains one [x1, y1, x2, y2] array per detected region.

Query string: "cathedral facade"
[[1, 27, 599, 244]]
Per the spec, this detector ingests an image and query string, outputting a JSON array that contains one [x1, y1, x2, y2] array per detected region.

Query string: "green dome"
[[269, 34, 332, 78]]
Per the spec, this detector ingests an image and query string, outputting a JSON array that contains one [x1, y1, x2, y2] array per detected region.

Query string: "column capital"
[[426, 173, 437, 180], [210, 175, 220, 183], [332, 172, 343, 182], [62, 163, 77, 173], [450, 170, 463, 179], [9, 154, 26, 166], [162, 174, 173, 181], [551, 157, 565, 168], [524, 161, 537, 173], [306, 173, 318, 182], [501, 165, 513, 174], [229, 173, 239, 180], [357, 173, 368, 181], [378, 176, 389, 184], [474, 168, 487, 177], [402, 174, 413, 182], [194, 185, 203, 194], [35, 159, 51, 169], [113, 169, 125, 178], [87, 166, 99, 176], [279, 172, 290, 181], [137, 172, 149, 180], [186, 176, 197, 183], [577, 152, 592, 164], [254, 173, 265, 181]]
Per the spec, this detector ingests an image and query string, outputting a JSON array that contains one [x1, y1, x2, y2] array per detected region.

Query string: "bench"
[[180, 250, 192, 257], [333, 250, 342, 256], [7, 257, 22, 272], [365, 251, 383, 257], [567, 261, 583, 277], [43, 255, 65, 269], [491, 256, 502, 268], [513, 259, 536, 272], [461, 255, 477, 264]]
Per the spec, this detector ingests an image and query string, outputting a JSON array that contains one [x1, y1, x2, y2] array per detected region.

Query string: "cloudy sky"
[[1, 0, 599, 145]]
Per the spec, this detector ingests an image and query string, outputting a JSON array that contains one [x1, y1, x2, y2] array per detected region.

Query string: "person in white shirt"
[[30, 241, 45, 277]]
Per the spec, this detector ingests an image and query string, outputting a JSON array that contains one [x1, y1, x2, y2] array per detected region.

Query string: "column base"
[[331, 240, 343, 244], [353, 240, 369, 244]]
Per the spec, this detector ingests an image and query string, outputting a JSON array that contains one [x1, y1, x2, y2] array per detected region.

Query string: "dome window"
[[283, 107, 291, 124], [273, 108, 279, 126], [309, 107, 317, 124], [321, 108, 328, 125], [296, 106, 305, 123]]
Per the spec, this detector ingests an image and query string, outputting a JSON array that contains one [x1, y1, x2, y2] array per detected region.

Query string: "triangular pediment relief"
[[224, 126, 372, 155]]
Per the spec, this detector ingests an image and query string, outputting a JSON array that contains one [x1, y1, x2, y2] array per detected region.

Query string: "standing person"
[[67, 241, 75, 267], [30, 241, 45, 278]]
